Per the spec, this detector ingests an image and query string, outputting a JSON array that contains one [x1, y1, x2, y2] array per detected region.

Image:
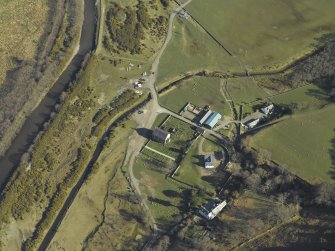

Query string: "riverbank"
[[0, 0, 87, 192], [0, 0, 96, 249]]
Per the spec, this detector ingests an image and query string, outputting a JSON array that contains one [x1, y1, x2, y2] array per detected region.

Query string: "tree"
[[152, 235, 170, 251], [246, 173, 261, 191], [256, 149, 272, 165], [314, 184, 335, 206], [160, 0, 169, 8]]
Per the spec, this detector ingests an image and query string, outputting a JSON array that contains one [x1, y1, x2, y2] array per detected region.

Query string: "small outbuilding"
[[198, 200, 227, 220], [152, 128, 171, 144], [204, 154, 215, 168]]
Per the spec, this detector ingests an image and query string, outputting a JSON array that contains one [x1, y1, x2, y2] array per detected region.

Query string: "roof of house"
[[198, 200, 227, 220], [200, 200, 217, 214], [204, 112, 222, 128], [152, 128, 170, 140], [243, 118, 260, 129], [261, 102, 274, 109], [204, 154, 214, 166], [244, 118, 259, 124]]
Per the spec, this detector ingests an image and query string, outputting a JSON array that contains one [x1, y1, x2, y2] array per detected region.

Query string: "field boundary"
[[144, 146, 176, 161]]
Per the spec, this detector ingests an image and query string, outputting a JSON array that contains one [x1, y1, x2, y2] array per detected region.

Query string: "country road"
[[122, 0, 195, 249]]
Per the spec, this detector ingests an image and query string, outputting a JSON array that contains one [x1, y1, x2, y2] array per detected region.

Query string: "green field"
[[159, 77, 232, 116], [151, 113, 169, 129], [271, 84, 329, 110], [156, 18, 240, 86], [133, 154, 185, 222], [147, 116, 196, 159], [186, 0, 335, 71], [227, 78, 269, 105], [251, 104, 335, 183]]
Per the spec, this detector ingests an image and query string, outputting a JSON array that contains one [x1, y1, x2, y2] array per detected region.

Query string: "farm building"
[[260, 103, 274, 115], [198, 200, 227, 220], [242, 118, 260, 129], [152, 128, 171, 144], [199, 110, 212, 124], [203, 112, 222, 128], [204, 154, 215, 168]]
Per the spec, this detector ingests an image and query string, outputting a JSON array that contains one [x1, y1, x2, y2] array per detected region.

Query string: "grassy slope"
[[251, 104, 335, 183], [271, 84, 329, 108], [159, 77, 231, 116], [186, 0, 335, 71], [156, 18, 240, 86], [48, 119, 148, 251]]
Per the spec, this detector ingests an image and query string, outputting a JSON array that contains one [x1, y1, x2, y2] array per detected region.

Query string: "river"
[[0, 0, 97, 191]]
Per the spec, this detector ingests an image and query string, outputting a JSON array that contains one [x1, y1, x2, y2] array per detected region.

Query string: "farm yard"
[[134, 115, 228, 224], [186, 0, 335, 71], [146, 116, 197, 159], [159, 76, 232, 116]]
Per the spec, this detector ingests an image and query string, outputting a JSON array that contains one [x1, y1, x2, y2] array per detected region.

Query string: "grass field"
[[156, 18, 240, 86], [147, 116, 196, 159], [186, 0, 335, 71], [133, 154, 188, 223], [159, 77, 232, 116], [270, 84, 329, 110], [0, 0, 49, 85], [151, 113, 169, 129], [251, 104, 335, 183], [227, 78, 269, 105]]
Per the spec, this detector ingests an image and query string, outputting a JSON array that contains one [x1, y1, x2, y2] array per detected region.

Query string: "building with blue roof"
[[203, 112, 222, 128]]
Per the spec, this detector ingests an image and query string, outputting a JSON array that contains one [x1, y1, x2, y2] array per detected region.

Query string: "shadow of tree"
[[162, 189, 180, 198], [192, 154, 203, 166], [148, 196, 173, 207], [119, 209, 143, 223]]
